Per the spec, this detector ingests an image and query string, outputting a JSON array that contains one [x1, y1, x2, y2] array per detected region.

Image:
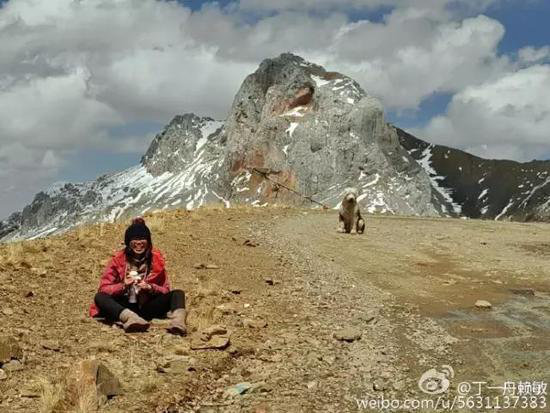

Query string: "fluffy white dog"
[[337, 187, 365, 234]]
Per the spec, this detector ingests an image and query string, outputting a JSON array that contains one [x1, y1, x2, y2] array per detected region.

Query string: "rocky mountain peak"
[[2, 53, 550, 241], [221, 53, 435, 213], [141, 113, 223, 176]]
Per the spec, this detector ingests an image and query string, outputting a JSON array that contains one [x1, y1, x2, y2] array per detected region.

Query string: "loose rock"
[[509, 288, 535, 297], [307, 381, 317, 390], [475, 300, 492, 309], [215, 303, 240, 315], [242, 319, 267, 329], [75, 359, 122, 398], [202, 325, 228, 339], [228, 286, 242, 294], [41, 340, 61, 351], [60, 359, 121, 410], [2, 360, 23, 372], [191, 336, 230, 350], [0, 336, 23, 364], [224, 382, 253, 397], [373, 379, 387, 391], [2, 308, 14, 316], [157, 356, 198, 374], [334, 327, 362, 342]]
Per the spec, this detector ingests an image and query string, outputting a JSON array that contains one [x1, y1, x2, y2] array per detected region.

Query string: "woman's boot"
[[167, 309, 187, 336], [119, 309, 150, 332]]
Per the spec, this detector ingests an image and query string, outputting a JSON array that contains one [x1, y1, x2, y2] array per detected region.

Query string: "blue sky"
[[1, 0, 550, 217]]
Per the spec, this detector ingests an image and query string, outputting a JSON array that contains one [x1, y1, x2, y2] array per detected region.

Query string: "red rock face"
[[288, 86, 314, 109], [230, 150, 266, 174], [272, 85, 314, 115]]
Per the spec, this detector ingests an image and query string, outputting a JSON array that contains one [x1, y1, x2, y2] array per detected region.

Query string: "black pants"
[[94, 290, 185, 321]]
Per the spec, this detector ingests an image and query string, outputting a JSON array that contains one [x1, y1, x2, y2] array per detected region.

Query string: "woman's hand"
[[137, 280, 152, 291], [124, 273, 137, 287]]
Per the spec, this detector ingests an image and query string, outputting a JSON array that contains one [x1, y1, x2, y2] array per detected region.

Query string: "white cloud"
[[184, 3, 511, 109], [416, 65, 550, 161], [518, 46, 550, 64], [0, 142, 61, 218], [0, 69, 121, 149], [310, 14, 508, 108], [237, 0, 499, 14]]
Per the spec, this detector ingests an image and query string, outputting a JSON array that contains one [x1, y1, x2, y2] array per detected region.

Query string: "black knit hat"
[[124, 217, 152, 246]]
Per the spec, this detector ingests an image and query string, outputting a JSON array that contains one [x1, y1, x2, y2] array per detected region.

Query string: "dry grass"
[[140, 376, 158, 394], [38, 376, 63, 413], [196, 201, 228, 212], [37, 362, 111, 413], [5, 241, 24, 265], [73, 382, 103, 413], [88, 342, 117, 353], [191, 305, 216, 332], [143, 213, 166, 233]]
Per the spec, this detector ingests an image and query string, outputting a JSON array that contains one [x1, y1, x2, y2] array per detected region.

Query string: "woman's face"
[[129, 238, 148, 255]]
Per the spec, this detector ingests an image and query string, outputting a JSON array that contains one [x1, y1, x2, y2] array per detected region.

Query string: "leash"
[[248, 167, 330, 209]]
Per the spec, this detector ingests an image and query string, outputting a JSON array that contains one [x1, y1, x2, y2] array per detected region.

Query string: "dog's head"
[[342, 187, 358, 204]]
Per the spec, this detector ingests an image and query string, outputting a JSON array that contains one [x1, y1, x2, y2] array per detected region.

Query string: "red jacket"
[[89, 248, 171, 317]]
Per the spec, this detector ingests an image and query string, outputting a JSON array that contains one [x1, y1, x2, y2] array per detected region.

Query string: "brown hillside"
[[1, 207, 550, 412]]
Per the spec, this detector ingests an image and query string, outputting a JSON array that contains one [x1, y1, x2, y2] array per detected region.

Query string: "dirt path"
[[259, 211, 550, 411], [1, 207, 549, 412]]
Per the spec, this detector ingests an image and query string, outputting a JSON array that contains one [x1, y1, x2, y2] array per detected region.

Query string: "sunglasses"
[[129, 239, 148, 246]]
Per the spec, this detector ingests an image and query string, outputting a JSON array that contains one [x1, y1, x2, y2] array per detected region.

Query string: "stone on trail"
[[223, 382, 253, 397], [2, 360, 23, 372], [0, 369, 6, 380], [509, 288, 535, 297], [72, 359, 122, 398], [205, 264, 220, 269], [334, 327, 362, 342], [227, 285, 242, 294], [2, 308, 14, 316], [191, 335, 230, 350], [194, 263, 220, 270], [361, 313, 377, 324], [60, 359, 122, 407], [41, 340, 61, 351], [373, 379, 387, 391], [59, 359, 121, 410], [215, 303, 240, 315], [0, 335, 23, 364], [201, 325, 228, 339], [157, 355, 198, 374], [242, 318, 268, 329], [475, 300, 492, 309]]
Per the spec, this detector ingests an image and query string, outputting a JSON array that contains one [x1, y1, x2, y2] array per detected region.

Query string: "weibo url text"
[[355, 395, 547, 411]]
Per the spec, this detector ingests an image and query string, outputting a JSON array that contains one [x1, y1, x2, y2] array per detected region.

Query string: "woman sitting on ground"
[[89, 217, 187, 335]]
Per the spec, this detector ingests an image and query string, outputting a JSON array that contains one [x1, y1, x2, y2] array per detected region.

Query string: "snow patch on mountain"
[[416, 146, 462, 214]]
